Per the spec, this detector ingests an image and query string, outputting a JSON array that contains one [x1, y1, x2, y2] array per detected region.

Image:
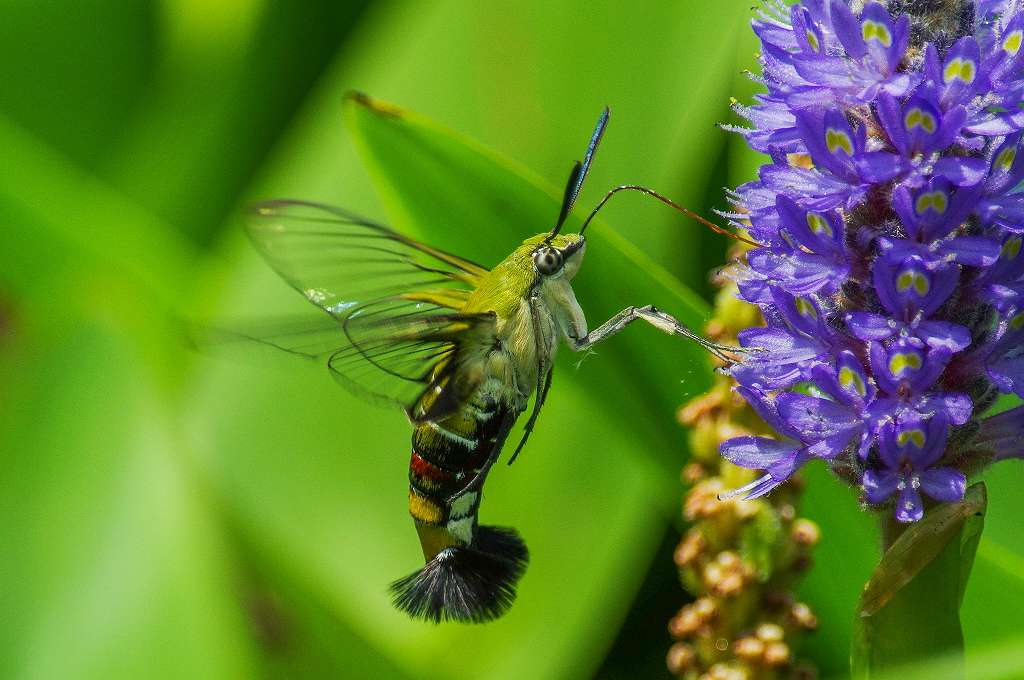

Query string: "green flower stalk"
[[669, 248, 820, 680]]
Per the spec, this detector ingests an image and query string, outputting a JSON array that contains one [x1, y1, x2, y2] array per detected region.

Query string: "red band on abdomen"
[[410, 450, 452, 482]]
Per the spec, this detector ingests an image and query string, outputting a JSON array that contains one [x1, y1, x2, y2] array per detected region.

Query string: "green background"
[[1, 2, 1022, 678]]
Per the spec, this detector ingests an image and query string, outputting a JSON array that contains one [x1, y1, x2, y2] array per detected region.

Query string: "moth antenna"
[[549, 107, 611, 240], [579, 184, 762, 247]]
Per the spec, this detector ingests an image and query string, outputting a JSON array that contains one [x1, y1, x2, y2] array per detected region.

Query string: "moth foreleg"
[[568, 305, 743, 363]]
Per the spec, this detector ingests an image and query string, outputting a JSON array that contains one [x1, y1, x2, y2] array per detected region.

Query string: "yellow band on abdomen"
[[408, 488, 445, 524]]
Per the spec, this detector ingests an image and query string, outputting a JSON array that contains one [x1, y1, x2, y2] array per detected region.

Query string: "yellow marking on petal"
[[862, 20, 893, 47], [806, 29, 820, 52], [898, 428, 927, 448], [794, 296, 817, 318], [826, 128, 854, 156], [1011, 311, 1024, 331], [889, 352, 923, 376], [903, 108, 937, 133], [806, 212, 833, 236], [1004, 30, 1022, 56], [896, 269, 930, 296], [1001, 236, 1022, 260], [995, 146, 1017, 172], [944, 57, 976, 84], [839, 366, 867, 397], [915, 190, 948, 215]]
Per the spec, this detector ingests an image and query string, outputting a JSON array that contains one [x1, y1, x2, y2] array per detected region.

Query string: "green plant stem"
[[879, 513, 908, 553]]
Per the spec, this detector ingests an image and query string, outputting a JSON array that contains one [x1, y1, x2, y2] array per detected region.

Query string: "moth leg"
[[568, 305, 746, 363], [444, 411, 517, 504], [507, 363, 552, 466], [506, 295, 555, 466]]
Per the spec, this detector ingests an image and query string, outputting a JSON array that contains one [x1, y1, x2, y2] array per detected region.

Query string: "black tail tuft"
[[389, 526, 529, 623]]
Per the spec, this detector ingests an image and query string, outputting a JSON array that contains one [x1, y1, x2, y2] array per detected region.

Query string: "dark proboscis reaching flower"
[[721, 0, 1024, 522]]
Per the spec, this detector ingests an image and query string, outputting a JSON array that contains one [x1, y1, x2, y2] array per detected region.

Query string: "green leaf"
[[852, 483, 988, 679], [343, 92, 714, 474], [0, 309, 259, 680]]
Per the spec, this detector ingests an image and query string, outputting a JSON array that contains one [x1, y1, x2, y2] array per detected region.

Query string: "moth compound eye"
[[533, 247, 563, 275]]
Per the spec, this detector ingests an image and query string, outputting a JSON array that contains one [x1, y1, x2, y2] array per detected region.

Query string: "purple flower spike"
[[719, 0, 1024, 521]]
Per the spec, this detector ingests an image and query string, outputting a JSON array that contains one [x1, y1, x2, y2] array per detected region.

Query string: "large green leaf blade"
[[0, 288, 258, 680], [852, 483, 987, 679]]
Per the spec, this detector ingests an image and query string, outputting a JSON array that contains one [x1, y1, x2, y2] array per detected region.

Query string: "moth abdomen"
[[397, 403, 529, 623]]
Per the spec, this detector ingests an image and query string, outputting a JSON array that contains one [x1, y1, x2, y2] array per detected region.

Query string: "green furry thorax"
[[462, 233, 584, 319]]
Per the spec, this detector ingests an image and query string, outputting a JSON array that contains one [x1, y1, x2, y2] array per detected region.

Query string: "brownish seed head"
[[717, 551, 741, 569], [705, 319, 727, 339], [707, 662, 748, 680], [756, 623, 785, 643], [790, 602, 819, 630], [764, 641, 792, 667], [669, 606, 703, 639], [715, 572, 745, 597], [679, 391, 724, 425], [683, 462, 706, 483], [733, 636, 765, 661], [685, 481, 725, 520], [675, 529, 706, 567], [666, 642, 696, 675], [792, 519, 821, 546]]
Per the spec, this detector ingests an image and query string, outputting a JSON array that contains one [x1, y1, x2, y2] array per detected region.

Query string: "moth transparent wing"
[[193, 315, 349, 361], [330, 301, 497, 420], [247, 199, 487, 315], [245, 200, 496, 420]]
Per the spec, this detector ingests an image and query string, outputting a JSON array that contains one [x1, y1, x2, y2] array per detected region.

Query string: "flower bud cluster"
[[670, 259, 819, 680]]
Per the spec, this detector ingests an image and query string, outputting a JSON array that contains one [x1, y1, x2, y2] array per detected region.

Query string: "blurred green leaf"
[[102, 1, 370, 246], [863, 634, 1024, 680], [0, 1, 154, 171], [784, 466, 877, 676], [962, 464, 1024, 673], [344, 93, 713, 475], [0, 287, 257, 680], [0, 112, 194, 308], [852, 484, 987, 679]]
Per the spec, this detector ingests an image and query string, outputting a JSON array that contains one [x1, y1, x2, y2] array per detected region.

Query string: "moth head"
[[526, 233, 585, 279]]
